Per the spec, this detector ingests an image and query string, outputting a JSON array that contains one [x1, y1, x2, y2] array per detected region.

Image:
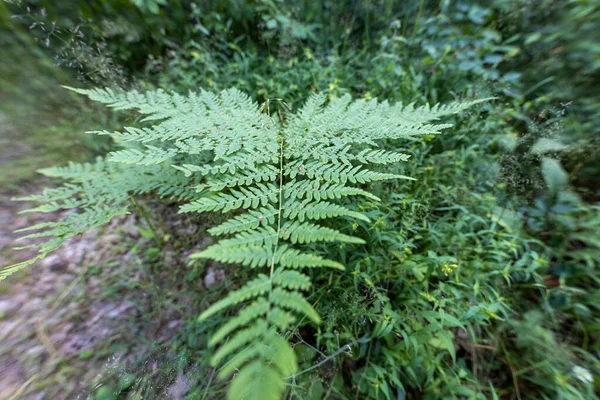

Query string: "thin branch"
[[288, 335, 370, 379]]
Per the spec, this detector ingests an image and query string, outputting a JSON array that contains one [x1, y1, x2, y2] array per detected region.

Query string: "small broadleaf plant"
[[2, 86, 487, 399]]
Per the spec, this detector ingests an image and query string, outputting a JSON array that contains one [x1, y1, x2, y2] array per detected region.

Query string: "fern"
[[2, 86, 488, 398]]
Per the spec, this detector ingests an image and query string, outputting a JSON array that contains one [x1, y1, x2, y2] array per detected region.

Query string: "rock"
[[203, 266, 225, 288], [198, 237, 214, 249], [167, 320, 181, 329], [41, 254, 66, 272], [167, 372, 190, 399], [0, 299, 19, 316], [33, 273, 61, 295], [0, 233, 11, 250], [20, 297, 43, 314], [0, 210, 11, 225], [163, 251, 176, 267], [107, 302, 133, 318], [25, 345, 45, 357], [102, 234, 121, 246], [456, 328, 470, 341], [0, 356, 25, 399], [122, 219, 140, 238], [12, 216, 31, 230], [0, 320, 20, 339]]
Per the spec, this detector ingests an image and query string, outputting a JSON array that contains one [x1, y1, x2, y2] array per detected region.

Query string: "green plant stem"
[[413, 0, 425, 39], [288, 335, 371, 379], [268, 135, 285, 295], [130, 196, 163, 247], [365, 7, 371, 48]]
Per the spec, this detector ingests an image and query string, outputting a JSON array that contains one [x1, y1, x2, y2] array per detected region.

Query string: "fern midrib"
[[268, 134, 286, 307]]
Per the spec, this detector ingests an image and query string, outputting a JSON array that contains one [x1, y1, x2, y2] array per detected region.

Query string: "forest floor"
[[0, 112, 202, 399], [0, 195, 200, 399]]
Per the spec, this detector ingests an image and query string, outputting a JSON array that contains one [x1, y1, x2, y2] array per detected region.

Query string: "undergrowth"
[[2, 86, 489, 399], [1, 0, 599, 399]]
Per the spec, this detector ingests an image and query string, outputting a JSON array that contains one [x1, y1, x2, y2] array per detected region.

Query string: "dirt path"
[[0, 103, 209, 398], [0, 107, 114, 398], [0, 185, 207, 400], [0, 193, 136, 398]]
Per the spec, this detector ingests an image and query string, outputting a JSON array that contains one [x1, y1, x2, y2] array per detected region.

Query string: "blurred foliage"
[[1, 0, 599, 399], [0, 3, 114, 191]]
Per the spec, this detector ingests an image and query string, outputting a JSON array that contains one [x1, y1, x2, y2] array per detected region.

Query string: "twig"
[[287, 335, 370, 379], [35, 320, 59, 359], [500, 340, 522, 400], [45, 274, 82, 318], [8, 374, 38, 400]]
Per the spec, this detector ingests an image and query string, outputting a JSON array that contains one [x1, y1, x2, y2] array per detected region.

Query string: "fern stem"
[[269, 135, 285, 289]]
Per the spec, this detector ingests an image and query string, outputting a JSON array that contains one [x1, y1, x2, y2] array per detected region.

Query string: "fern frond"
[[0, 256, 45, 281], [38, 160, 107, 181], [228, 360, 286, 400], [270, 288, 320, 324], [262, 333, 297, 376], [283, 180, 381, 201], [108, 147, 178, 165], [220, 333, 296, 381], [280, 221, 364, 244], [173, 152, 276, 177], [197, 275, 271, 320], [285, 160, 407, 183], [205, 228, 279, 249], [275, 245, 345, 269], [64, 86, 182, 121], [266, 307, 298, 331], [354, 149, 411, 164], [212, 320, 269, 365], [392, 97, 493, 124], [208, 206, 278, 236], [272, 269, 311, 290], [210, 298, 270, 346], [219, 344, 262, 379], [8, 86, 488, 399], [193, 244, 273, 268], [180, 183, 279, 213], [282, 199, 370, 222], [204, 165, 279, 191], [184, 92, 487, 399]]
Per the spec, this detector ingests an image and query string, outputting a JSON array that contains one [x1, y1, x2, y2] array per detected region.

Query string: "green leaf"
[[138, 227, 156, 239], [433, 330, 456, 362], [541, 157, 569, 192], [228, 361, 286, 400], [530, 138, 568, 154], [79, 349, 94, 359]]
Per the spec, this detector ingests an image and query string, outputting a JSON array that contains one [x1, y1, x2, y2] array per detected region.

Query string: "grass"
[[0, 26, 112, 191]]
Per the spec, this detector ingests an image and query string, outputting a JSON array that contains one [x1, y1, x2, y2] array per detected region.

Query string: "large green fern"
[[2, 86, 487, 399]]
